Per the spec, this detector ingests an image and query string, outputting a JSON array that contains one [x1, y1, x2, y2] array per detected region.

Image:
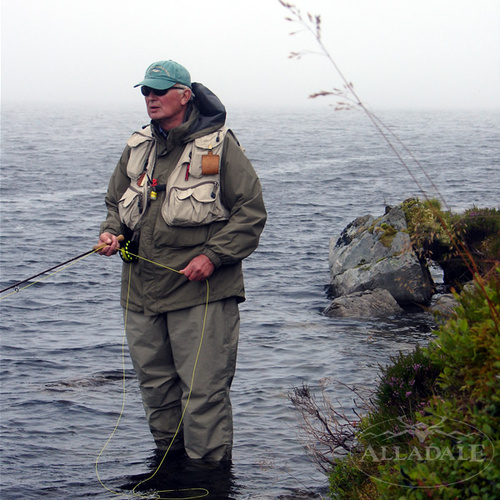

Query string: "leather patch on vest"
[[201, 151, 220, 175]]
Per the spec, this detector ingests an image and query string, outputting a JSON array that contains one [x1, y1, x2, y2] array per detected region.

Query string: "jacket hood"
[[189, 82, 226, 136]]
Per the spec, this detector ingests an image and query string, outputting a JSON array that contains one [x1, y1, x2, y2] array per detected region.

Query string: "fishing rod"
[[0, 235, 124, 294]]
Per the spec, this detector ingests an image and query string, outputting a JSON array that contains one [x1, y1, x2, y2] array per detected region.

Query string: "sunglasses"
[[141, 86, 183, 97]]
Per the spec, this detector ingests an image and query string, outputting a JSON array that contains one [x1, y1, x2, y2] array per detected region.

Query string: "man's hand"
[[180, 254, 214, 281], [95, 232, 121, 256]]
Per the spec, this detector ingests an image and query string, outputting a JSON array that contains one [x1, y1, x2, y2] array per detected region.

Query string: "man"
[[97, 60, 266, 462]]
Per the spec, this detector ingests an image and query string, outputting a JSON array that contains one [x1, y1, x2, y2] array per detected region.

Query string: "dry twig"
[[288, 381, 369, 474]]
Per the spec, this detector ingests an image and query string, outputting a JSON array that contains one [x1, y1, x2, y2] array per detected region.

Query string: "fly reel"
[[119, 239, 139, 263]]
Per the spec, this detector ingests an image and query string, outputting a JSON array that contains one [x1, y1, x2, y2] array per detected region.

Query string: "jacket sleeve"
[[99, 146, 132, 237], [201, 133, 267, 267]]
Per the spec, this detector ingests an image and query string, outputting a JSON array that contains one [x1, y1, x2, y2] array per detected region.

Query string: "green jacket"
[[100, 83, 267, 315]]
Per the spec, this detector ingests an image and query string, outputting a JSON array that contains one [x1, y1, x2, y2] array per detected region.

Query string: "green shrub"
[[427, 272, 500, 399], [454, 207, 500, 278], [401, 199, 500, 287], [374, 270, 500, 499], [329, 457, 378, 499], [373, 345, 442, 418], [401, 198, 454, 255], [329, 270, 500, 499]]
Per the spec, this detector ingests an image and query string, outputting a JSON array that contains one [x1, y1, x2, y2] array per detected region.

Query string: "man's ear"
[[181, 89, 192, 105]]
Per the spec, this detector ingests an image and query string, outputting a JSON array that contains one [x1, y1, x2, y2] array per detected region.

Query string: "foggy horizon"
[[2, 0, 500, 111]]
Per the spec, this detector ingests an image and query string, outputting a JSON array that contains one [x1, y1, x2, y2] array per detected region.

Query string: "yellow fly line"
[[93, 249, 212, 499], [2, 240, 212, 499]]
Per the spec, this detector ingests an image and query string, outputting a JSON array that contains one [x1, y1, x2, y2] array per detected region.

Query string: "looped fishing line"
[[94, 247, 211, 500], [2, 241, 211, 498]]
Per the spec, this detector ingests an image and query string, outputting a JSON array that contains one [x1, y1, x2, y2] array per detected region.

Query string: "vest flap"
[[177, 142, 193, 166], [191, 183, 217, 202], [173, 184, 215, 202], [193, 127, 226, 150], [177, 188, 194, 200], [119, 187, 141, 208], [127, 126, 154, 148]]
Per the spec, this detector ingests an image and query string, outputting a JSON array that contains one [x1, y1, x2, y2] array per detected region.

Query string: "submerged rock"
[[429, 293, 459, 319], [326, 205, 434, 316], [323, 288, 403, 318]]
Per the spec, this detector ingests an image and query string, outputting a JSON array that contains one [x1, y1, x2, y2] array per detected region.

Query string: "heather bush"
[[328, 270, 500, 499], [373, 270, 500, 499]]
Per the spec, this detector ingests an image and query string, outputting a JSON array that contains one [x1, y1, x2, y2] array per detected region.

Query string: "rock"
[[323, 288, 404, 318], [430, 281, 475, 319], [429, 293, 459, 319], [328, 206, 434, 307]]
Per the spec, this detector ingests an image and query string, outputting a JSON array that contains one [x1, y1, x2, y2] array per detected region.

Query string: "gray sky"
[[2, 0, 499, 110]]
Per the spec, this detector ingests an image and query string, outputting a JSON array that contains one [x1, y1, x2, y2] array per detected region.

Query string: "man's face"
[[144, 86, 190, 130]]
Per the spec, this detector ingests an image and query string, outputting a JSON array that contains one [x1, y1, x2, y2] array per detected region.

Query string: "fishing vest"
[[118, 125, 231, 231]]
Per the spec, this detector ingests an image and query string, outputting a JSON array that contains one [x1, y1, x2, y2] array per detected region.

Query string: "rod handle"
[[93, 234, 125, 252]]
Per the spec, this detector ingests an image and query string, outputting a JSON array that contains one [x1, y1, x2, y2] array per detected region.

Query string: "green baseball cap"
[[134, 60, 192, 90]]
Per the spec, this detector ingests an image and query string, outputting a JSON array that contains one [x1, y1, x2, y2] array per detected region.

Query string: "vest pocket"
[[163, 181, 224, 226], [118, 183, 149, 231]]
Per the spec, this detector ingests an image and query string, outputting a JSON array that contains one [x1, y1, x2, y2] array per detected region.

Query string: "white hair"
[[175, 84, 194, 100]]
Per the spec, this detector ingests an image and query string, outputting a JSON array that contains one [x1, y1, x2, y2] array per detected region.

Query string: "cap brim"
[[133, 79, 176, 90]]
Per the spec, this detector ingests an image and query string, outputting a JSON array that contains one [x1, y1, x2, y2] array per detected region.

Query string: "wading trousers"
[[124, 298, 240, 462]]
